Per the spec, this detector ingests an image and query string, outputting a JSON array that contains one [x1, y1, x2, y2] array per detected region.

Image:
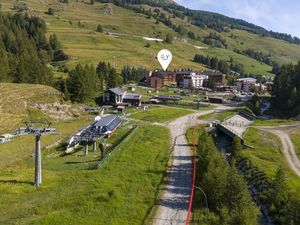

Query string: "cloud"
[[173, 0, 300, 37]]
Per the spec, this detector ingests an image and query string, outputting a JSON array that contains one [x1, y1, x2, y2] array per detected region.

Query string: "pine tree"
[[165, 33, 173, 44], [49, 34, 61, 50], [96, 24, 103, 33], [230, 136, 242, 159], [47, 8, 54, 15]]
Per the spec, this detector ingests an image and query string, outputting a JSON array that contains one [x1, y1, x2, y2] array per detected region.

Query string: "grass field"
[[289, 129, 300, 158], [0, 124, 170, 225], [243, 128, 300, 197], [130, 106, 193, 123], [198, 110, 235, 122], [251, 119, 295, 126], [0, 117, 91, 169]]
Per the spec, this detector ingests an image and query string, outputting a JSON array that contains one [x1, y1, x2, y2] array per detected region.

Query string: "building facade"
[[236, 77, 257, 92], [147, 70, 225, 89], [103, 87, 141, 106], [148, 71, 177, 89], [183, 73, 208, 89]]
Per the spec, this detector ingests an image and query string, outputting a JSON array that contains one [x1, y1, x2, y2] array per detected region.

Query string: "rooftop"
[[109, 87, 126, 95], [237, 77, 257, 82], [94, 115, 119, 127], [198, 71, 224, 76], [123, 93, 141, 100], [152, 95, 182, 101]]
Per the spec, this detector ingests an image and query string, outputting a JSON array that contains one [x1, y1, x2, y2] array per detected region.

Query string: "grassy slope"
[[224, 29, 300, 65], [289, 128, 300, 158], [0, 83, 93, 168], [130, 106, 193, 122], [0, 124, 170, 225], [252, 119, 295, 126], [3, 0, 299, 76], [202, 47, 273, 76], [1, 0, 205, 71], [243, 128, 300, 196], [0, 83, 63, 133]]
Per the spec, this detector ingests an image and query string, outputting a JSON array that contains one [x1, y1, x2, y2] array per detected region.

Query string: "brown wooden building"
[[148, 71, 177, 89]]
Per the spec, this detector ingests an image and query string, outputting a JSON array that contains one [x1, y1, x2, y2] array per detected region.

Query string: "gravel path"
[[151, 105, 230, 225], [256, 123, 300, 177]]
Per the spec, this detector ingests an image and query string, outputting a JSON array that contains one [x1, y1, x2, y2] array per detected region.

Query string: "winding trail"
[[151, 105, 230, 225], [258, 125, 300, 177]]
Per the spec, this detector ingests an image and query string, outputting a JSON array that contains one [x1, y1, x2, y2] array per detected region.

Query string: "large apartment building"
[[147, 70, 225, 89]]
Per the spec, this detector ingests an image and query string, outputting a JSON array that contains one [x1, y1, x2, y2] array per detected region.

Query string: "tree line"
[[233, 48, 278, 67], [0, 11, 67, 84], [203, 32, 227, 49], [194, 127, 300, 225], [57, 62, 148, 103], [96, 0, 300, 45], [194, 54, 245, 75], [58, 62, 121, 103], [97, 0, 198, 40], [238, 157, 300, 225], [121, 66, 147, 84], [192, 129, 259, 224], [272, 62, 300, 117]]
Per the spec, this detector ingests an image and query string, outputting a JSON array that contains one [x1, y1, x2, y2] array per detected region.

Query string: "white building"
[[183, 73, 208, 89], [236, 77, 257, 92]]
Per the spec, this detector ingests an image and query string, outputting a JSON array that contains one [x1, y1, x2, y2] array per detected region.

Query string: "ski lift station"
[[93, 115, 122, 137], [66, 115, 122, 152]]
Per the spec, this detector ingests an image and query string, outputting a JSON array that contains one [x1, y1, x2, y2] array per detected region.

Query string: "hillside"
[[1, 0, 299, 78], [0, 83, 81, 133]]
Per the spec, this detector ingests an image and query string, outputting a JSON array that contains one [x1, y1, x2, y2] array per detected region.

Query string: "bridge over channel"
[[214, 111, 256, 140]]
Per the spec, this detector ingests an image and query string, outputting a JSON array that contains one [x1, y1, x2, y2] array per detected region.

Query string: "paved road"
[[151, 105, 230, 225]]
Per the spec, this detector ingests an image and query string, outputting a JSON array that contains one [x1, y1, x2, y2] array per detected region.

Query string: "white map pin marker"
[[157, 49, 172, 71]]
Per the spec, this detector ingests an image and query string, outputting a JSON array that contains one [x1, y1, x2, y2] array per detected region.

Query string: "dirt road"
[[151, 105, 230, 225], [261, 128, 300, 177]]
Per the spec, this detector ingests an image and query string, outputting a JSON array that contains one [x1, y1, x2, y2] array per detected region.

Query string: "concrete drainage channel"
[[97, 126, 139, 168]]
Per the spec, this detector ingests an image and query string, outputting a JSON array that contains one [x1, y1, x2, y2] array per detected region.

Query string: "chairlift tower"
[[25, 122, 52, 187], [80, 131, 101, 156]]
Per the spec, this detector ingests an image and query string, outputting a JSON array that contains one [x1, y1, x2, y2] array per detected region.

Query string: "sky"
[[174, 0, 300, 38]]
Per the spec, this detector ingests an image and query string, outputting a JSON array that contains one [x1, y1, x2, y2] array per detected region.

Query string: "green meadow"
[[243, 128, 300, 197], [130, 106, 193, 122], [0, 124, 170, 225]]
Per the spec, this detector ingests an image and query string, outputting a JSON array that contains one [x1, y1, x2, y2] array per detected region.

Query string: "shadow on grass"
[[64, 159, 99, 164], [0, 179, 34, 185]]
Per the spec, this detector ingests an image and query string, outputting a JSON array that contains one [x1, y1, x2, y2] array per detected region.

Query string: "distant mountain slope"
[[117, 0, 300, 44], [2, 0, 300, 77]]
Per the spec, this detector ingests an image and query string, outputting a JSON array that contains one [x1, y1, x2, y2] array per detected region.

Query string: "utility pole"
[[35, 131, 42, 187]]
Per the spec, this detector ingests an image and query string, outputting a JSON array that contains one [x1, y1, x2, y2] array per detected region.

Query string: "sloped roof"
[[94, 115, 118, 127], [237, 77, 257, 82], [109, 87, 125, 95]]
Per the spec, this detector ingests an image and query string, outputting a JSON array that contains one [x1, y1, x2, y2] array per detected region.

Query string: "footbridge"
[[214, 111, 256, 140]]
